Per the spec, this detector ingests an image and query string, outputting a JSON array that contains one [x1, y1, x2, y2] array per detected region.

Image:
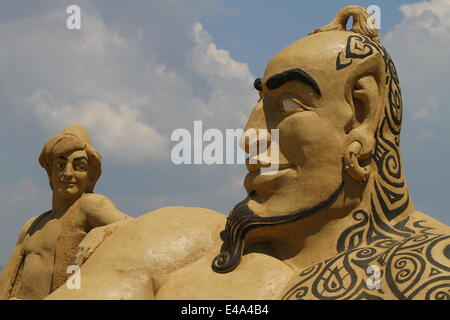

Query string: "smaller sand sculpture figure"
[[0, 125, 131, 300]]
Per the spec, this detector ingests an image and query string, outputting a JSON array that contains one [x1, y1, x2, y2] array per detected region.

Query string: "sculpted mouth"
[[246, 157, 295, 172], [61, 182, 76, 186], [244, 164, 296, 194], [254, 164, 294, 173], [245, 157, 294, 173]]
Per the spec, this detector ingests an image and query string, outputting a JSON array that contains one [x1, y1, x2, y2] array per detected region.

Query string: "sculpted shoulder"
[[18, 211, 53, 243], [77, 206, 227, 291], [281, 210, 450, 300], [112, 206, 227, 253], [408, 211, 450, 235], [78, 193, 130, 227], [382, 228, 450, 299], [78, 193, 114, 214], [136, 205, 227, 229], [18, 216, 39, 243]]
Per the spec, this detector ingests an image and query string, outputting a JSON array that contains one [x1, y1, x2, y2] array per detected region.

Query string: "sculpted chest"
[[156, 252, 294, 300], [16, 216, 62, 299], [17, 205, 88, 298], [22, 206, 87, 258], [22, 216, 62, 259]]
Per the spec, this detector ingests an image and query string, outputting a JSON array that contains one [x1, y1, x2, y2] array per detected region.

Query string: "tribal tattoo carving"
[[282, 34, 450, 300], [283, 219, 450, 300], [336, 35, 374, 70], [337, 33, 410, 252]]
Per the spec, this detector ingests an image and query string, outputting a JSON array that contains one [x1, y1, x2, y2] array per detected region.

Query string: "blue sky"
[[202, 0, 421, 75], [0, 0, 449, 266]]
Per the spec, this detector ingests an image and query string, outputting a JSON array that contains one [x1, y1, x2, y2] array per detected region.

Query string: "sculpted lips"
[[244, 159, 296, 194], [61, 181, 77, 186], [245, 158, 293, 173]]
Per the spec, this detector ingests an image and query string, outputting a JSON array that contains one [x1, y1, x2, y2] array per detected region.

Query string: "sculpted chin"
[[46, 6, 449, 300]]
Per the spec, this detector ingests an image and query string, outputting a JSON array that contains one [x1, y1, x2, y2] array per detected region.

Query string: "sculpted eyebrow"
[[73, 156, 88, 161], [265, 68, 322, 96], [59, 156, 67, 161]]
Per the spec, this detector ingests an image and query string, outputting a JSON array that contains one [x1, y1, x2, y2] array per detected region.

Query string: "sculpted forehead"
[[263, 31, 353, 85], [52, 149, 88, 162]]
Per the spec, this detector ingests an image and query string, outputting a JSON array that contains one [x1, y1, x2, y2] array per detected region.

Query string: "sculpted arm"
[[81, 194, 132, 228], [75, 194, 133, 266], [47, 206, 227, 300], [0, 216, 37, 299]]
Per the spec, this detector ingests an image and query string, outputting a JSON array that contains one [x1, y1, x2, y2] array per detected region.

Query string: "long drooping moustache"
[[211, 182, 344, 273]]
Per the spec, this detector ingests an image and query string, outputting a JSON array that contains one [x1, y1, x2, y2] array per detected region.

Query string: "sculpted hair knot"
[[310, 5, 380, 44]]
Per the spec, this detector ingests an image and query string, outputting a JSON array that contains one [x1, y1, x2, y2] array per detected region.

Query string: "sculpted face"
[[212, 30, 387, 273], [244, 32, 356, 217], [40, 125, 102, 198], [51, 149, 90, 200]]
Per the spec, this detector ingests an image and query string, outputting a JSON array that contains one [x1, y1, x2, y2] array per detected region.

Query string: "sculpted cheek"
[[74, 171, 89, 184], [279, 112, 342, 165]]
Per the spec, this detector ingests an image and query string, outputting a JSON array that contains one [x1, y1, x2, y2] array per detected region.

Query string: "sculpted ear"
[[344, 75, 381, 182]]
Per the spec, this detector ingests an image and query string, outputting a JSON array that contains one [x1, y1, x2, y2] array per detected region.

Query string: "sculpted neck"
[[52, 193, 84, 217], [244, 173, 415, 271]]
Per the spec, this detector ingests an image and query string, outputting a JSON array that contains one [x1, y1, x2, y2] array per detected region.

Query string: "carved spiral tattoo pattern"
[[283, 219, 450, 300]]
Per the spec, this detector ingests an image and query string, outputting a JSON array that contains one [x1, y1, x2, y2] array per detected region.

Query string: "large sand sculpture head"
[[213, 6, 412, 273], [39, 125, 102, 200]]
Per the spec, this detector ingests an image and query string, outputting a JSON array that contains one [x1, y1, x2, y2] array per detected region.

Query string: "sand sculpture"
[[0, 125, 131, 299], [1, 6, 449, 300]]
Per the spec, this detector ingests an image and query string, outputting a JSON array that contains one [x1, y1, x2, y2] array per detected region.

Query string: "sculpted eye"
[[76, 164, 86, 171], [56, 163, 65, 169], [281, 97, 309, 114]]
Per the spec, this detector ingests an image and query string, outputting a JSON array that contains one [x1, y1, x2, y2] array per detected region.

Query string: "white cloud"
[[24, 89, 169, 163], [192, 22, 254, 80], [384, 0, 450, 126], [412, 96, 440, 120], [398, 0, 450, 33], [0, 1, 258, 262], [190, 23, 257, 126], [381, 0, 450, 225], [0, 7, 256, 164]]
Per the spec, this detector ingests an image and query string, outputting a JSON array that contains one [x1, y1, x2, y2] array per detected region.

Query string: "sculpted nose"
[[242, 100, 278, 172], [242, 98, 290, 173], [62, 163, 74, 179], [242, 99, 269, 154]]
